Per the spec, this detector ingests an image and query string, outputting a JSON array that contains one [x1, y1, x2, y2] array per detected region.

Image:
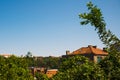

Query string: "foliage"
[[79, 1, 120, 80], [26, 52, 33, 58], [0, 55, 34, 80], [79, 2, 119, 47], [0, 1, 120, 80], [52, 56, 105, 80], [43, 57, 60, 69], [24, 57, 35, 67], [33, 56, 60, 69], [59, 55, 88, 71], [99, 50, 120, 79], [35, 72, 49, 80]]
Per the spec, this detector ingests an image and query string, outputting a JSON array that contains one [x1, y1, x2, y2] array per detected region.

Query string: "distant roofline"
[[66, 45, 108, 55]]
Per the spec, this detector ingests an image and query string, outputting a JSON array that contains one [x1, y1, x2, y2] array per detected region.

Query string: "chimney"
[[88, 45, 97, 48], [66, 50, 70, 55], [103, 47, 107, 52], [88, 45, 92, 47], [93, 46, 97, 48]]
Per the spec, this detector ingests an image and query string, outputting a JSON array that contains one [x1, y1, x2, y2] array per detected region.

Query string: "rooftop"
[[67, 45, 108, 55]]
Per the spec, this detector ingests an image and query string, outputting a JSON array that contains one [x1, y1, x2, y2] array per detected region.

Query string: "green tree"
[[0, 55, 34, 80], [35, 72, 49, 80], [52, 56, 105, 80], [43, 57, 60, 69], [79, 2, 119, 47], [99, 50, 120, 79], [25, 52, 35, 67], [26, 51, 33, 58], [79, 1, 120, 80], [34, 57, 60, 69]]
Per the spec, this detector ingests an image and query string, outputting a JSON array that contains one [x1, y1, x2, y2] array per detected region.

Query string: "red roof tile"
[[69, 45, 108, 55]]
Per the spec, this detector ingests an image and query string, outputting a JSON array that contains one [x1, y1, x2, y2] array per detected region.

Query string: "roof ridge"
[[88, 46, 94, 54]]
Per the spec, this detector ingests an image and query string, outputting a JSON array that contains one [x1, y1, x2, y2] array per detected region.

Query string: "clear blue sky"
[[0, 0, 120, 56]]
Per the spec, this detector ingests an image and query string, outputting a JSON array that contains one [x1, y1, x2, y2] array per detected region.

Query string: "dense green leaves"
[[99, 50, 120, 79], [59, 56, 88, 71], [52, 56, 105, 80], [80, 1, 120, 80], [35, 72, 49, 80], [33, 57, 60, 69], [0, 56, 34, 80]]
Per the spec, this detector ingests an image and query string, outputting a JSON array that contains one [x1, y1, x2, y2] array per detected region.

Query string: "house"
[[62, 45, 108, 63], [29, 67, 46, 76], [46, 69, 58, 78], [29, 67, 58, 78]]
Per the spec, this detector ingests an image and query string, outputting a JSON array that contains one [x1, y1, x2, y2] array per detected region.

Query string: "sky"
[[0, 0, 120, 57]]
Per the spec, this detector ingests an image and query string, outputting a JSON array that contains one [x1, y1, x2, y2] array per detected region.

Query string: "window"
[[97, 56, 102, 63]]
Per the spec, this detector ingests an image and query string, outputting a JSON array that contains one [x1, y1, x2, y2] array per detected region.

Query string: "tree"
[[79, 2, 120, 47], [26, 51, 33, 58], [25, 52, 35, 67], [43, 57, 60, 69], [79, 1, 120, 79], [99, 49, 120, 79], [35, 72, 49, 80], [52, 56, 105, 80], [0, 55, 34, 80], [34, 57, 60, 69]]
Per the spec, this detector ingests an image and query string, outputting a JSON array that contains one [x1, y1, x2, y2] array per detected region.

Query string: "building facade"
[[62, 45, 108, 63]]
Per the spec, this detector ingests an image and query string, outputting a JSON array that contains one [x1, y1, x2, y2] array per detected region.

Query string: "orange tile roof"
[[70, 45, 108, 55], [46, 69, 58, 78]]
